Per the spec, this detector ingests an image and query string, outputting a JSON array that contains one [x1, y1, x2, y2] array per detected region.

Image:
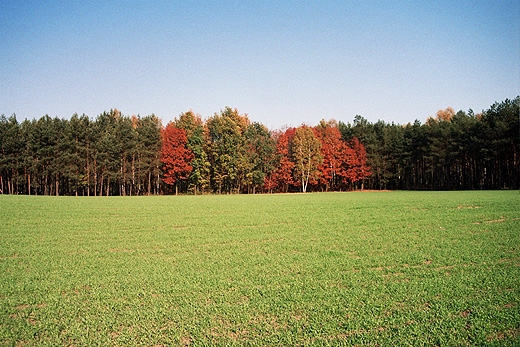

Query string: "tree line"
[[1, 96, 518, 195], [0, 111, 163, 196], [339, 97, 519, 190], [0, 107, 369, 195]]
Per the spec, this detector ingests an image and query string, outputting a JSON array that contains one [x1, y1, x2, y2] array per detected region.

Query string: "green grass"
[[1, 191, 519, 346]]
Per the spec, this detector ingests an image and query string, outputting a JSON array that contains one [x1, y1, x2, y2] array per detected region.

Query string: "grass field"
[[1, 191, 519, 346]]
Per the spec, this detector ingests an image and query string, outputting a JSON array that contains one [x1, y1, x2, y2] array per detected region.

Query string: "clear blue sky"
[[1, 1, 519, 129]]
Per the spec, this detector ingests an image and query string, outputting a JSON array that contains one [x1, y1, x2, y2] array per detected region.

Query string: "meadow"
[[1, 191, 519, 346]]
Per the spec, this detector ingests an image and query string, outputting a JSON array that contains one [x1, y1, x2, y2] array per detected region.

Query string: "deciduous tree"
[[292, 126, 323, 193], [313, 120, 349, 191], [161, 124, 193, 195], [268, 128, 296, 192], [347, 137, 371, 190], [175, 111, 210, 194], [205, 107, 250, 193]]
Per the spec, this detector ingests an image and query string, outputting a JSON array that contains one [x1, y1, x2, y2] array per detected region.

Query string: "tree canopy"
[[1, 96, 518, 195]]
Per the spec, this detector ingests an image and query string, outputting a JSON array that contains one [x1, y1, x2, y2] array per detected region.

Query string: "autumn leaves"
[[161, 109, 370, 194]]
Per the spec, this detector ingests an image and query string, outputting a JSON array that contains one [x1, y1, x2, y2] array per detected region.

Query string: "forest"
[[0, 96, 518, 195]]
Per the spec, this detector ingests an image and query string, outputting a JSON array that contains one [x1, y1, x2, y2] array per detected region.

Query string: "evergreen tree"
[[244, 122, 277, 194], [135, 114, 162, 195]]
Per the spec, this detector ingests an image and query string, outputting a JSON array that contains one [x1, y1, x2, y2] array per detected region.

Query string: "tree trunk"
[[86, 145, 90, 197], [131, 155, 135, 196], [93, 161, 97, 196], [148, 171, 152, 196], [99, 173, 103, 196]]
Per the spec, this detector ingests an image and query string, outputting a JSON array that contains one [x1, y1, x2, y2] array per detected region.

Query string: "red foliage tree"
[[161, 124, 194, 194], [313, 122, 349, 191], [346, 136, 371, 189], [268, 127, 296, 192]]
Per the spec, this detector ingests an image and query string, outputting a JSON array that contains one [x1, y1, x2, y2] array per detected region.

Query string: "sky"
[[1, 1, 519, 130]]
